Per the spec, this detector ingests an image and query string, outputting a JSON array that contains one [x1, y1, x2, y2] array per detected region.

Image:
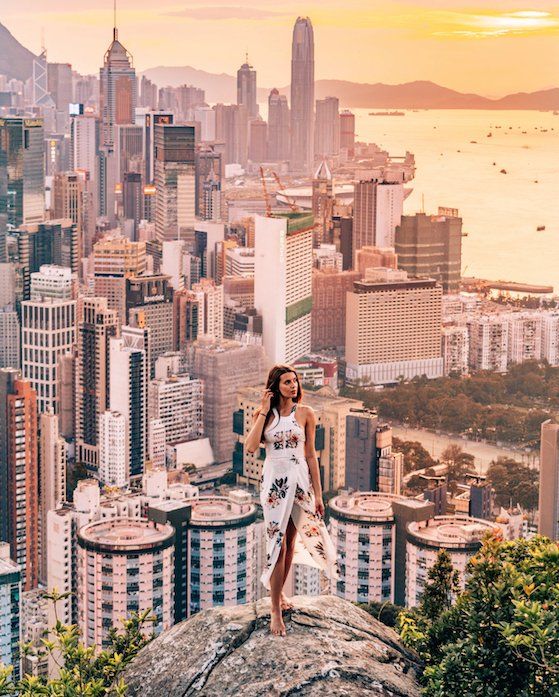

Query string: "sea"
[[353, 108, 559, 290]]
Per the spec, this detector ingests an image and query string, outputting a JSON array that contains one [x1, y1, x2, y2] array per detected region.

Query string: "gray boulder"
[[123, 595, 421, 696]]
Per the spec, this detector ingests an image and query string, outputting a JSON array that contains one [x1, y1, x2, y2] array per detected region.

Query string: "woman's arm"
[[303, 406, 324, 516], [245, 409, 267, 454]]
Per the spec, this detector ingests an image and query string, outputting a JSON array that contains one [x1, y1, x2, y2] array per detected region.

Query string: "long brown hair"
[[260, 364, 303, 440]]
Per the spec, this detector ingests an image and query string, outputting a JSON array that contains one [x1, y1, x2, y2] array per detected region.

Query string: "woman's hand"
[[315, 496, 325, 517], [260, 389, 273, 414]]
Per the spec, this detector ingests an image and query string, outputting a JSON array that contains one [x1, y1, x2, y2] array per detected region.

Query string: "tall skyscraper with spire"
[[99, 18, 136, 150], [236, 57, 258, 118], [290, 17, 315, 173]]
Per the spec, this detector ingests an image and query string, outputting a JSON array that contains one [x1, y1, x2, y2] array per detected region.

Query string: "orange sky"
[[3, 1, 559, 95]]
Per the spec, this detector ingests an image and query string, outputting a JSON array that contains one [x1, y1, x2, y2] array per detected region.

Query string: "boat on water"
[[500, 169, 507, 174], [487, 133, 492, 137], [369, 111, 405, 116], [537, 225, 546, 231]]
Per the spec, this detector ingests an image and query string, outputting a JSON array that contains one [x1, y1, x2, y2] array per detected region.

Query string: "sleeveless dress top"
[[259, 404, 339, 590]]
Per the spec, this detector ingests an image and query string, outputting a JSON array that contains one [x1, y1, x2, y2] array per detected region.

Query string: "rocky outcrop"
[[123, 595, 421, 696]]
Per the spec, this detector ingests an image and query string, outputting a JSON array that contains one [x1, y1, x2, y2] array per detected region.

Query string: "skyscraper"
[[75, 297, 118, 473], [237, 58, 258, 118], [99, 26, 136, 150], [339, 110, 355, 156], [110, 326, 149, 478], [214, 104, 248, 166], [539, 420, 559, 540], [154, 124, 196, 243], [0, 370, 39, 591], [38, 410, 66, 584], [353, 179, 405, 257], [0, 143, 7, 262], [98, 410, 128, 487], [315, 97, 340, 158], [395, 212, 463, 294], [0, 117, 45, 228], [267, 89, 290, 162], [254, 212, 314, 364], [290, 17, 315, 173]]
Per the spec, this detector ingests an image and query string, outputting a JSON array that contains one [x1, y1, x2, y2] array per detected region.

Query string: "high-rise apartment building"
[[290, 17, 315, 172], [311, 268, 361, 351], [237, 59, 258, 118], [189, 279, 224, 341], [467, 315, 509, 373], [507, 312, 542, 364], [267, 89, 290, 162], [542, 313, 559, 366], [154, 124, 196, 243], [110, 327, 149, 478], [99, 410, 128, 487], [314, 97, 340, 157], [538, 420, 559, 540], [214, 104, 248, 166], [339, 110, 355, 156], [189, 339, 266, 464], [195, 145, 223, 219], [21, 298, 76, 413], [345, 268, 443, 386], [254, 213, 314, 364], [0, 545, 21, 680], [0, 308, 19, 370], [38, 410, 66, 585], [442, 323, 469, 375], [148, 373, 204, 446], [395, 212, 463, 294], [92, 236, 146, 325], [0, 371, 39, 591], [75, 297, 118, 473], [0, 116, 45, 228], [77, 518, 174, 650], [353, 179, 404, 256]]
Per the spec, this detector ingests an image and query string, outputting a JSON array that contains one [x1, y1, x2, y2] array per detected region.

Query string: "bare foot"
[[280, 592, 293, 611], [270, 607, 286, 636]]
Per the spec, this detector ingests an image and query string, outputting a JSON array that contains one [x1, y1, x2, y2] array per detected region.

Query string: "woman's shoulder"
[[297, 404, 315, 417]]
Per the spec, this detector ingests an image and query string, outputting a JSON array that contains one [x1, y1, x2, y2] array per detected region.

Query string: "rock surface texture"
[[123, 594, 421, 696]]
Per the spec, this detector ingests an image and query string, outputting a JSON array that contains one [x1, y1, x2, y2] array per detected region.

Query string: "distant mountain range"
[[1, 22, 557, 110], [0, 22, 36, 82], [143, 67, 559, 110]]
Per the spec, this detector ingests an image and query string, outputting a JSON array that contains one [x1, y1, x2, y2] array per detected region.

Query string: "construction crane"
[[259, 166, 272, 217], [271, 171, 299, 212]]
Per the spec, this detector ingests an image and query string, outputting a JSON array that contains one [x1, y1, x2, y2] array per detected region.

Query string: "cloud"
[[431, 9, 559, 38], [163, 6, 287, 20]]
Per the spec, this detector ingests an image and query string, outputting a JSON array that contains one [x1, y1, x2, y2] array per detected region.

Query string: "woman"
[[245, 364, 339, 636]]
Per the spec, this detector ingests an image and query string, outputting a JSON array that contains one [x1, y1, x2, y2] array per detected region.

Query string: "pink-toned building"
[[188, 492, 258, 616], [77, 518, 174, 650]]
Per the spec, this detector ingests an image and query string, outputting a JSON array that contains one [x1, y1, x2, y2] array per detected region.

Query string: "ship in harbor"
[[369, 111, 405, 116]]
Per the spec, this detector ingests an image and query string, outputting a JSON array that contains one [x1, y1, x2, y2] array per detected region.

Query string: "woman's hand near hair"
[[245, 389, 273, 454]]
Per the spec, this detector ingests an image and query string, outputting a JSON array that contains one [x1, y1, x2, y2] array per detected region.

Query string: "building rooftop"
[[78, 517, 174, 552], [407, 515, 497, 549], [329, 491, 424, 523], [188, 493, 257, 528]]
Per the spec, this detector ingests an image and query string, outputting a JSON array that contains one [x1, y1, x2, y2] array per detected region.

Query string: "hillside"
[[0, 22, 36, 82]]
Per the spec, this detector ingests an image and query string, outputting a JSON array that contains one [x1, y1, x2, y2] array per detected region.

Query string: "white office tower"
[[38, 410, 66, 585], [191, 279, 224, 340], [542, 313, 559, 366], [148, 374, 204, 447], [507, 312, 542, 364], [254, 213, 314, 364], [30, 265, 74, 300], [110, 326, 149, 479], [442, 324, 469, 376], [161, 240, 187, 291], [148, 418, 166, 468], [225, 247, 255, 277], [467, 315, 509, 373], [99, 411, 128, 487], [22, 298, 77, 413], [70, 114, 97, 178], [0, 264, 16, 307]]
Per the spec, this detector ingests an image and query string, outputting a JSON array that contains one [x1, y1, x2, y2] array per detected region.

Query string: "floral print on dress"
[[286, 431, 300, 449], [266, 521, 281, 539], [266, 477, 289, 508]]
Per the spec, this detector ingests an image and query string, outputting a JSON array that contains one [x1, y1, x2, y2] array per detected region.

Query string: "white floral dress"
[[259, 405, 339, 590]]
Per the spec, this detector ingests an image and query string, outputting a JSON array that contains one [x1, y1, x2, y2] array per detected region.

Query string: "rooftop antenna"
[[113, 0, 118, 41], [421, 193, 425, 213], [40, 27, 46, 54]]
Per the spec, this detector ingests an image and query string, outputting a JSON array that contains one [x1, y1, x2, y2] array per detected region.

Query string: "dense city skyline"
[[3, 1, 559, 95]]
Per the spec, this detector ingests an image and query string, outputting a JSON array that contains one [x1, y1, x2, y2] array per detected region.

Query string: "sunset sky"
[[3, 1, 559, 96]]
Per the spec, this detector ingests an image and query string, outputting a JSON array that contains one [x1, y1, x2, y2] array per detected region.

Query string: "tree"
[[2, 591, 155, 695], [399, 536, 559, 696], [440, 445, 474, 494], [487, 457, 539, 510], [392, 437, 437, 474]]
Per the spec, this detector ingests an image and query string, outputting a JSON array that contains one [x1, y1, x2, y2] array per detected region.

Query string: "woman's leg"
[[269, 536, 287, 636], [280, 517, 297, 609]]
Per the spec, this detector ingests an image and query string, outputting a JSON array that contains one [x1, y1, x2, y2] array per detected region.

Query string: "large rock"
[[123, 595, 421, 696]]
